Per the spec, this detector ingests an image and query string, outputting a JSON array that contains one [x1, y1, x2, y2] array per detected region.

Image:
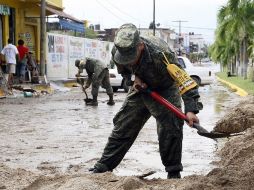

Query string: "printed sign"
[[68, 36, 85, 78], [162, 52, 197, 95], [47, 33, 69, 79]]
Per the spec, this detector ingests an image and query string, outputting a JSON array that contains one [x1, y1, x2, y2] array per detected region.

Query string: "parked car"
[[177, 56, 214, 86], [109, 67, 130, 92], [109, 56, 213, 92]]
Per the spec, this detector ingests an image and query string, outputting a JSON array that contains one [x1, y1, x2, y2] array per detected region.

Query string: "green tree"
[[210, 0, 254, 79], [85, 27, 98, 39]]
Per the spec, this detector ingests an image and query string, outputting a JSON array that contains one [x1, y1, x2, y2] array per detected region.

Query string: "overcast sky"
[[62, 0, 228, 43]]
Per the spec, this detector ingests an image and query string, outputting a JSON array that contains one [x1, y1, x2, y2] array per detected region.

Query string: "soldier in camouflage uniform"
[[75, 57, 115, 106], [90, 23, 202, 178]]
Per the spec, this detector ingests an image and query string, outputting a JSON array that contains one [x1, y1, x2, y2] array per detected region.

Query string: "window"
[[178, 58, 186, 68]]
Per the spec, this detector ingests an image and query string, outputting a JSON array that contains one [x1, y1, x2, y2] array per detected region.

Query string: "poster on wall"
[[68, 36, 85, 78], [97, 41, 111, 67], [47, 33, 69, 79], [84, 39, 98, 59], [84, 39, 112, 67], [23, 25, 36, 55]]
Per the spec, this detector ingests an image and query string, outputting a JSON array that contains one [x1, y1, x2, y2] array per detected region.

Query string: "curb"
[[33, 84, 54, 94], [216, 76, 248, 97], [51, 79, 79, 88], [0, 89, 5, 97]]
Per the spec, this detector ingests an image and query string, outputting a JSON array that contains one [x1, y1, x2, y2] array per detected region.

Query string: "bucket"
[[24, 91, 33, 97]]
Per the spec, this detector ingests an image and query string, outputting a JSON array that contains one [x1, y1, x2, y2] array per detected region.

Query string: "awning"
[[45, 6, 82, 23], [59, 18, 85, 33]]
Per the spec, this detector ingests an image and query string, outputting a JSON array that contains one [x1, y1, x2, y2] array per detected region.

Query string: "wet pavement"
[[0, 67, 242, 179]]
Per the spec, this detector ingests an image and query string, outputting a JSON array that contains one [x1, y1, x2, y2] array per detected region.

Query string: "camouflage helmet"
[[114, 23, 140, 65]]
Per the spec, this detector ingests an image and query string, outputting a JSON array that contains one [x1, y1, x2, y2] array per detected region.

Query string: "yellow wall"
[[48, 0, 63, 9], [0, 0, 63, 62]]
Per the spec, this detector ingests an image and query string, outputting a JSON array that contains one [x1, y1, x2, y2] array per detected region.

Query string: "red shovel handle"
[[148, 90, 188, 121]]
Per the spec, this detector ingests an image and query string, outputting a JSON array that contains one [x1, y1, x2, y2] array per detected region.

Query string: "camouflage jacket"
[[79, 58, 107, 87], [111, 35, 202, 114]]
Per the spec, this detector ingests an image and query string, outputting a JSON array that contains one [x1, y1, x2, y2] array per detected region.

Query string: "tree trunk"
[[239, 42, 244, 77], [236, 53, 240, 76], [233, 56, 236, 74], [243, 37, 248, 79]]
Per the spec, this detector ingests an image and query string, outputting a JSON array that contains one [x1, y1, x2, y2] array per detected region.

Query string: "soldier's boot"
[[167, 171, 181, 179], [107, 94, 115, 105], [86, 96, 98, 106], [88, 162, 112, 173]]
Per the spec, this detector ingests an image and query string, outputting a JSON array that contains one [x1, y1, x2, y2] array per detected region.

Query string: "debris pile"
[[213, 96, 254, 133]]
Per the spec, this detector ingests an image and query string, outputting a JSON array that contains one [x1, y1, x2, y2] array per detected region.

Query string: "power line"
[[95, 0, 127, 23], [172, 25, 215, 31], [103, 0, 147, 24], [172, 20, 188, 34]]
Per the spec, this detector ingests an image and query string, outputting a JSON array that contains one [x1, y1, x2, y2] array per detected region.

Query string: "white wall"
[[46, 33, 113, 80]]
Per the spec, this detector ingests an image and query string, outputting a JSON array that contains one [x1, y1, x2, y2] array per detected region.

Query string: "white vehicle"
[[109, 67, 129, 92], [109, 56, 213, 92], [177, 56, 214, 85]]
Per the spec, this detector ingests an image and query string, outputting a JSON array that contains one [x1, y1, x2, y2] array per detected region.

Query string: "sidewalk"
[[216, 76, 248, 97], [0, 76, 80, 98]]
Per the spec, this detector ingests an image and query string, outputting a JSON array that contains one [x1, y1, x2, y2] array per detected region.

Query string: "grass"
[[216, 72, 254, 95]]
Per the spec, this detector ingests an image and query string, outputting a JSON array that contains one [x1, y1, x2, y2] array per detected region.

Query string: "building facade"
[[0, 0, 63, 62]]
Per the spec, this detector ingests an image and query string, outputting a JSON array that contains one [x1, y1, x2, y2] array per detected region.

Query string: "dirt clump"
[[213, 96, 254, 133], [0, 164, 39, 190]]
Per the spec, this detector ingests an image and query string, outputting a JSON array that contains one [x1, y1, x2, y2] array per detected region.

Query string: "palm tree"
[[211, 0, 254, 79]]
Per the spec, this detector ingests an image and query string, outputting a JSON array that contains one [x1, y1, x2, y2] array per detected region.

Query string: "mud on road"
[[0, 83, 254, 190]]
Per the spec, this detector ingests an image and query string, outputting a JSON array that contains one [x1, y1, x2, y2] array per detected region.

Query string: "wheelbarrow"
[[143, 88, 242, 139]]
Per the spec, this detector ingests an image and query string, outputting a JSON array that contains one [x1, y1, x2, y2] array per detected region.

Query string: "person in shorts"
[[1, 39, 19, 88]]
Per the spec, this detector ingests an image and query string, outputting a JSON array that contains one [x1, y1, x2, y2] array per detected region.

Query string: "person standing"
[[90, 23, 203, 178], [1, 39, 19, 88], [16, 39, 29, 83], [75, 57, 115, 106]]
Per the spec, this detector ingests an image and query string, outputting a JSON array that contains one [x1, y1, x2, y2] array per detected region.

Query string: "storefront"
[[0, 4, 11, 49]]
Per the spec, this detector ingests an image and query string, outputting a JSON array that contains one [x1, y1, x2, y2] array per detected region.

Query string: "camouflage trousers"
[[94, 86, 184, 173], [91, 69, 113, 97]]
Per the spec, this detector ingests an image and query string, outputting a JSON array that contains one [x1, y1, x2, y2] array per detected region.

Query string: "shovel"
[[82, 86, 93, 104], [144, 88, 241, 139], [77, 76, 93, 104]]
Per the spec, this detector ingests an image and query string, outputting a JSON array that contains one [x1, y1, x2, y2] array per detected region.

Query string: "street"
[[0, 74, 242, 180]]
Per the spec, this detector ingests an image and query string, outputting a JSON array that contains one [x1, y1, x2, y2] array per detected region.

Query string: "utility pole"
[[153, 0, 155, 36], [40, 0, 46, 75], [172, 20, 187, 55]]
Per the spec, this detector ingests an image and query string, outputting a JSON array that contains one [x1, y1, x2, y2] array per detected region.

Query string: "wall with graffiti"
[[46, 33, 113, 80]]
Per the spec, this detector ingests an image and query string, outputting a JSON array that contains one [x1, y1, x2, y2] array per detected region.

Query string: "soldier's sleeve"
[[181, 88, 203, 114]]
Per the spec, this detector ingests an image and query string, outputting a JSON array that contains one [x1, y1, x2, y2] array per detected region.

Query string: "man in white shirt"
[[1, 39, 19, 88]]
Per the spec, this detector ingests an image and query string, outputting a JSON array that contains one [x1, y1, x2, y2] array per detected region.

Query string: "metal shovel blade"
[[198, 131, 244, 139], [197, 131, 233, 139], [193, 123, 243, 139], [81, 86, 93, 103]]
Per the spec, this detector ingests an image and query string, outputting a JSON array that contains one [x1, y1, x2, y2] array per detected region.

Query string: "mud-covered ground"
[[0, 81, 253, 190]]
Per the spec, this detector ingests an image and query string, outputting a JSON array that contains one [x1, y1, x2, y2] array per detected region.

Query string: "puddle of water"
[[0, 78, 242, 179]]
